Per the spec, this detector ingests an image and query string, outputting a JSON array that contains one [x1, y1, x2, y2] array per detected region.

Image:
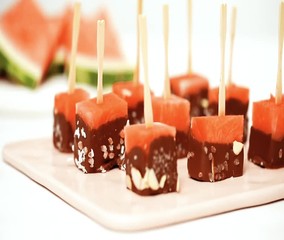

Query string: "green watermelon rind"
[[46, 61, 65, 78], [68, 54, 134, 86], [0, 31, 41, 88], [46, 48, 66, 77], [0, 57, 5, 76], [76, 66, 133, 86], [0, 49, 38, 88]]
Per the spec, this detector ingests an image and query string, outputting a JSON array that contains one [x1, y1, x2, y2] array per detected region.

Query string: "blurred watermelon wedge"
[[0, 0, 62, 88], [62, 7, 133, 86], [45, 15, 67, 78], [0, 1, 133, 88]]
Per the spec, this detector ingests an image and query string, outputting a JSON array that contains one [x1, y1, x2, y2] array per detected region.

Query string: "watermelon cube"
[[152, 95, 190, 158], [170, 73, 209, 117], [124, 123, 179, 195], [112, 81, 145, 124], [74, 93, 128, 173], [53, 88, 89, 152], [207, 84, 249, 141], [188, 115, 244, 182], [0, 0, 61, 88], [248, 96, 284, 168]]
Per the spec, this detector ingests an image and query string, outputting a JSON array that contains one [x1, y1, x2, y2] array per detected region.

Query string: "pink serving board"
[[3, 138, 284, 231]]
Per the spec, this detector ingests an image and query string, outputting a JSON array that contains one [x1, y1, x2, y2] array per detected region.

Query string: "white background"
[[1, 0, 284, 240]]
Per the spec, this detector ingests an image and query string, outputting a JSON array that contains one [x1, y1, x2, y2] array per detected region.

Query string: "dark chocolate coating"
[[206, 99, 249, 141], [53, 112, 73, 153], [74, 115, 128, 173], [207, 98, 248, 116], [125, 136, 178, 196], [176, 130, 190, 159], [128, 101, 144, 124], [188, 135, 244, 182], [171, 88, 208, 117], [248, 127, 284, 168]]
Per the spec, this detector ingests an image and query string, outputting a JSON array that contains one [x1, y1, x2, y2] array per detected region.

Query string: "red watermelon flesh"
[[170, 73, 209, 97], [209, 84, 249, 104], [46, 15, 67, 67], [252, 96, 284, 141], [125, 123, 176, 155], [152, 95, 190, 133], [271, 106, 284, 140], [92, 7, 123, 59], [191, 115, 244, 144], [47, 13, 67, 50], [76, 93, 128, 130], [112, 81, 144, 108], [54, 88, 89, 131], [208, 87, 218, 103], [64, 7, 122, 60], [50, 7, 73, 68], [55, 7, 71, 55], [0, 0, 59, 74]]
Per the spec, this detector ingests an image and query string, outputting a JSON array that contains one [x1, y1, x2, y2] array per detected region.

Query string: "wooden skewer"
[[96, 20, 105, 104], [139, 15, 153, 128], [227, 6, 237, 86], [163, 4, 171, 99], [187, 0, 193, 74], [276, 1, 284, 104], [68, 2, 81, 93], [133, 0, 143, 85], [218, 3, 227, 116]]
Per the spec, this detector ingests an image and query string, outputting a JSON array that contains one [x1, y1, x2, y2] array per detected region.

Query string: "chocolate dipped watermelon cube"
[[152, 95, 190, 158], [53, 88, 89, 152], [188, 115, 244, 182], [248, 96, 284, 168], [112, 81, 145, 124], [74, 93, 128, 173], [0, 0, 61, 88], [124, 123, 179, 195], [170, 73, 209, 117], [207, 84, 249, 141]]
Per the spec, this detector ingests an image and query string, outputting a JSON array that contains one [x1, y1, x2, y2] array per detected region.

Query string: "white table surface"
[[1, 0, 284, 237]]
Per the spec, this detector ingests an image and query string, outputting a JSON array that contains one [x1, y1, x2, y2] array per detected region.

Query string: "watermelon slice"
[[63, 8, 133, 86], [170, 73, 209, 117], [53, 88, 89, 152], [248, 96, 284, 168], [207, 84, 249, 141], [0, 0, 61, 88], [112, 81, 146, 124], [74, 93, 128, 173], [45, 14, 68, 77], [188, 115, 244, 182], [124, 122, 178, 195], [152, 95, 190, 158]]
